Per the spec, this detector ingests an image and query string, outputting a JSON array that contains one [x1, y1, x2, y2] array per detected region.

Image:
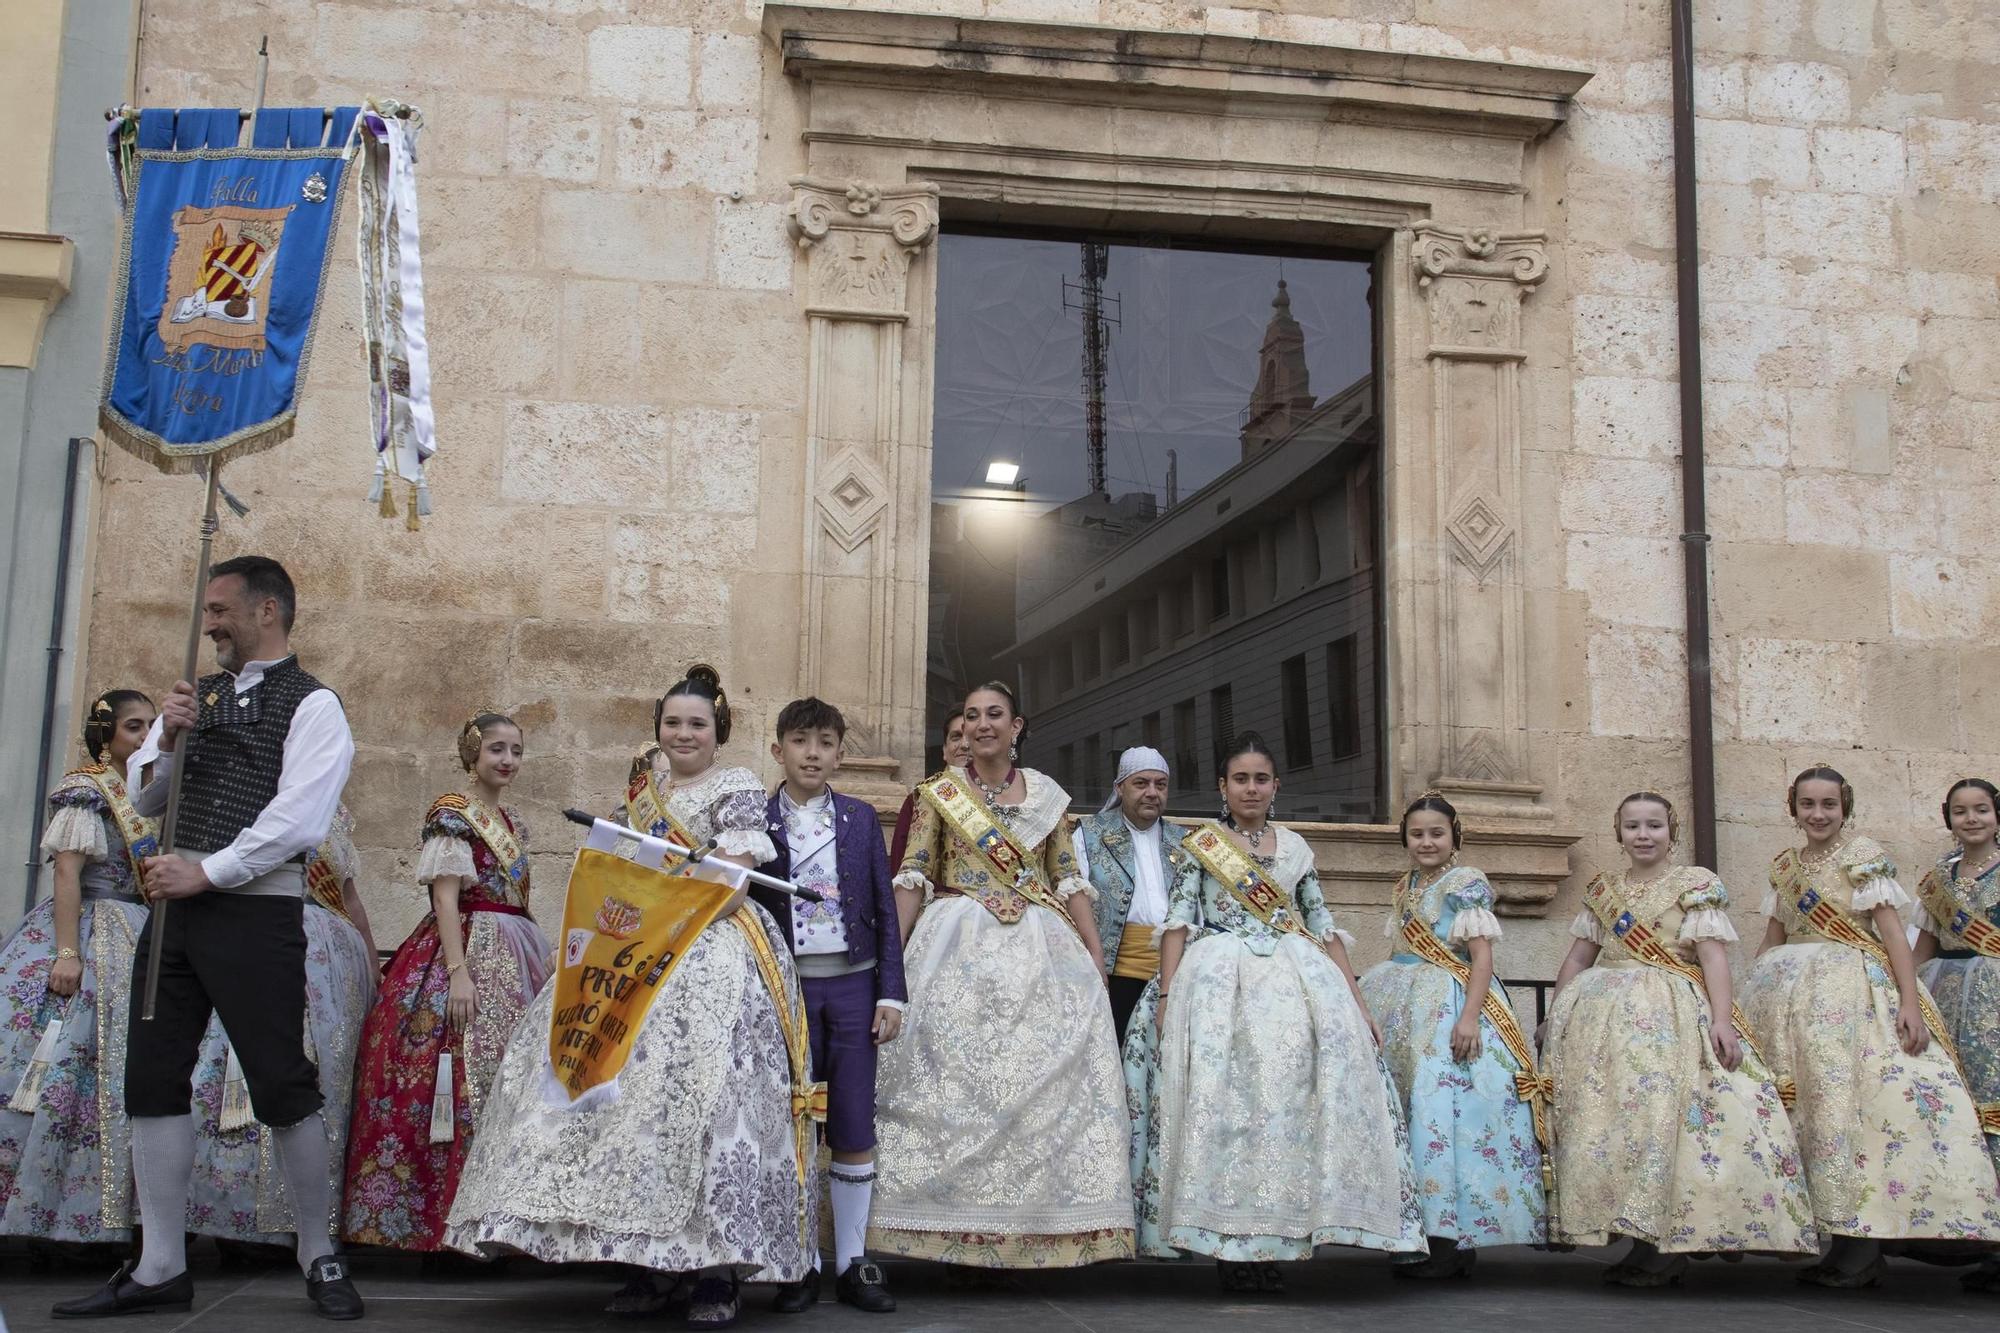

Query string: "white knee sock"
[[271, 1112, 335, 1273], [131, 1113, 197, 1285], [829, 1160, 876, 1276]]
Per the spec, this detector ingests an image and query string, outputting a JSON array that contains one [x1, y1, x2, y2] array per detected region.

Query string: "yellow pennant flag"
[[546, 845, 745, 1106]]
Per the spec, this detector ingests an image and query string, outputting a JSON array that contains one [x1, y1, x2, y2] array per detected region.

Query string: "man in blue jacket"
[[756, 698, 906, 1315]]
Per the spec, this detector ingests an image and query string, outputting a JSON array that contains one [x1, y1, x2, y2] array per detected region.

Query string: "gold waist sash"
[[1112, 922, 1160, 980]]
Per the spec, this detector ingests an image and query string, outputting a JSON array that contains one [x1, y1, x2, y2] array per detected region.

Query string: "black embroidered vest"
[[176, 657, 329, 858]]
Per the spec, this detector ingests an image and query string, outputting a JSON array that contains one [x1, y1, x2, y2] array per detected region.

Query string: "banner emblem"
[[160, 209, 288, 350]]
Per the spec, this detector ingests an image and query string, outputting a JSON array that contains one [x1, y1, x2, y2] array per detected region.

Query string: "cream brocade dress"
[[869, 767, 1134, 1268], [444, 766, 818, 1281], [1739, 838, 2000, 1240], [1545, 867, 1815, 1253]]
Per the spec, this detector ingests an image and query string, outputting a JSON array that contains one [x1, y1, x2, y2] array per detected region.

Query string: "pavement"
[[2, 1245, 1995, 1333]]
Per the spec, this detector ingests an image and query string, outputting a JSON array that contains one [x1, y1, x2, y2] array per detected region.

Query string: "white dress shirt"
[[779, 786, 846, 956], [127, 655, 355, 890], [1072, 815, 1171, 927]]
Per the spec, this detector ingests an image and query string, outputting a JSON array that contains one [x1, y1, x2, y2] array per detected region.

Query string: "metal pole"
[[142, 36, 268, 1019], [22, 437, 88, 915], [1669, 0, 1717, 870]]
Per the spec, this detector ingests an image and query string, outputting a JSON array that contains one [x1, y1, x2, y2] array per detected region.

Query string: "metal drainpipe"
[[21, 436, 88, 915], [1669, 0, 1717, 869]]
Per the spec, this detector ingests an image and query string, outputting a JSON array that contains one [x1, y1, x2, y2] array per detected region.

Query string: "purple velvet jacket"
[[754, 787, 908, 1005]]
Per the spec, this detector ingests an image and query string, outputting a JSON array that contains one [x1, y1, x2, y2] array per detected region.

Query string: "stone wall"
[[64, 0, 2000, 977]]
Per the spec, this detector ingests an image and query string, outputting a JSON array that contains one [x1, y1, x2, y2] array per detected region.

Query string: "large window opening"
[[926, 227, 1383, 821]]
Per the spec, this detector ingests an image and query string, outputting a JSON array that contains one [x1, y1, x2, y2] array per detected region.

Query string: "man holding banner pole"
[[52, 557, 363, 1322]]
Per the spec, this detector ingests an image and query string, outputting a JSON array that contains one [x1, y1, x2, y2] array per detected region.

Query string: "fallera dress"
[[0, 767, 154, 1243], [445, 765, 819, 1284], [1740, 837, 2000, 1240], [1545, 866, 1816, 1253], [1913, 848, 2000, 1173], [1127, 823, 1425, 1261], [1359, 864, 1546, 1249], [343, 796, 550, 1250], [870, 767, 1133, 1268]]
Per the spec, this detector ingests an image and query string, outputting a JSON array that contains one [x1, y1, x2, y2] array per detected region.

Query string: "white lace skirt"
[[868, 895, 1134, 1267], [443, 903, 816, 1280]]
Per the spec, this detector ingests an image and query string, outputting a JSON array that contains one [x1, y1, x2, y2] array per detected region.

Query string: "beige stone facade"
[[62, 1, 2000, 980]]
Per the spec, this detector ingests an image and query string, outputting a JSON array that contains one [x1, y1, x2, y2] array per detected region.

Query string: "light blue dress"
[[1358, 866, 1546, 1249], [1124, 825, 1424, 1260]]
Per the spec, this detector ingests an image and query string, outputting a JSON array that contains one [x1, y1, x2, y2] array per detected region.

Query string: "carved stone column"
[[1410, 223, 1551, 831], [784, 178, 939, 788]]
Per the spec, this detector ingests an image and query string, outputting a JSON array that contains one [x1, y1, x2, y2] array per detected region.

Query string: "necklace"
[[971, 765, 1017, 804], [1227, 816, 1268, 851], [1410, 865, 1446, 894], [1798, 836, 1850, 872], [1956, 846, 2000, 884]]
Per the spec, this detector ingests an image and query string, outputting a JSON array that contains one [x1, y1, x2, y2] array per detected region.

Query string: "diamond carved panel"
[[816, 448, 889, 553], [1445, 494, 1512, 575]]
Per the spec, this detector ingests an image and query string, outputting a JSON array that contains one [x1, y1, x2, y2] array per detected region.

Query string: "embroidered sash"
[[1395, 902, 1555, 1209], [1916, 866, 2000, 961], [1773, 852, 1991, 1128], [916, 773, 1079, 931], [305, 845, 349, 919], [1582, 872, 1794, 1108], [66, 764, 159, 884], [731, 910, 827, 1254], [624, 770, 698, 870], [1180, 823, 1319, 946], [433, 792, 531, 905]]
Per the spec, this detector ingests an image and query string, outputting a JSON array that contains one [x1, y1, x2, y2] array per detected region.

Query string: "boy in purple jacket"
[[756, 698, 906, 1314]]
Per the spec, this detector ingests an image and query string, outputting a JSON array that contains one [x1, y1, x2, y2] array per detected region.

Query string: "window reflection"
[[927, 230, 1382, 821]]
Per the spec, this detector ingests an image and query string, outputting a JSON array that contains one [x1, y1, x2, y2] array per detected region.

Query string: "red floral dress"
[[341, 799, 551, 1250]]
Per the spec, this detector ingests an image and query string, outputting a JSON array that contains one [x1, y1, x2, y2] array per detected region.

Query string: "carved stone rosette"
[[785, 178, 940, 774], [1410, 223, 1552, 846]]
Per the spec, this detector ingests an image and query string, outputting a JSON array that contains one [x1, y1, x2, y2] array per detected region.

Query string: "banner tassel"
[[428, 1051, 455, 1144], [5, 1018, 63, 1112], [219, 1042, 255, 1132], [405, 478, 421, 531], [378, 479, 398, 520], [366, 459, 384, 506], [416, 471, 432, 518]]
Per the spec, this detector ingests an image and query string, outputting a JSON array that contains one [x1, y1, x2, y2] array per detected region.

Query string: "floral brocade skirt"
[[1919, 951, 2000, 1174], [1545, 958, 1815, 1253], [0, 896, 147, 1242], [1359, 955, 1546, 1248], [344, 907, 549, 1250], [1143, 932, 1425, 1261], [1741, 941, 2000, 1240], [869, 896, 1134, 1268]]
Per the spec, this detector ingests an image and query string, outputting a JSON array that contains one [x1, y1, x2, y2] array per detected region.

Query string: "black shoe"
[[772, 1268, 820, 1313], [306, 1255, 364, 1321], [51, 1261, 193, 1318], [836, 1261, 896, 1313]]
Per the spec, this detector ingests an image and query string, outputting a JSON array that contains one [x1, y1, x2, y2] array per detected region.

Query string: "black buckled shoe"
[[836, 1261, 896, 1313], [306, 1254, 365, 1320], [771, 1267, 820, 1313], [51, 1261, 194, 1318]]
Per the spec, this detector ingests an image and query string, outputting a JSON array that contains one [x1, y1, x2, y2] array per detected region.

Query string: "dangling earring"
[[1008, 741, 1018, 764], [1268, 797, 1278, 821]]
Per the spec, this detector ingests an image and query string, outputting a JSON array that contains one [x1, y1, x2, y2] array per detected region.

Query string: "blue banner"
[[101, 106, 360, 470]]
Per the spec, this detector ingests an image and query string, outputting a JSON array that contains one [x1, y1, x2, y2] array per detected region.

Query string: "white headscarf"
[[1101, 745, 1170, 813]]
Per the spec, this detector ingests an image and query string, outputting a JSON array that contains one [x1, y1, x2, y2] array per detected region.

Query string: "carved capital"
[[1411, 224, 1549, 289], [786, 178, 940, 316], [1411, 224, 1548, 355]]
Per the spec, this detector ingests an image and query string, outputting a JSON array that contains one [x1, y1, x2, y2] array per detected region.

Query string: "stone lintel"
[[0, 229, 74, 368], [763, 4, 1591, 140]]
